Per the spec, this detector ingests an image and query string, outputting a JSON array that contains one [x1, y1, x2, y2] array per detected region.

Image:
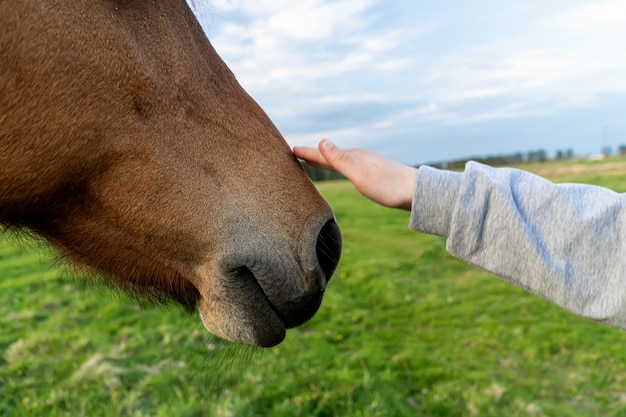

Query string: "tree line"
[[300, 162, 346, 182], [428, 149, 562, 170]]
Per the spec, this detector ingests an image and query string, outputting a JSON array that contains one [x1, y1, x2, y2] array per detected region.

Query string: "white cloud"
[[265, 0, 375, 41], [416, 1, 626, 125], [197, 0, 421, 96], [190, 1, 626, 162], [285, 125, 381, 150], [549, 0, 626, 28]]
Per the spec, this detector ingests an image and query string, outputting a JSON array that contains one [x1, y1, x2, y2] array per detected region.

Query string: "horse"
[[0, 0, 342, 347]]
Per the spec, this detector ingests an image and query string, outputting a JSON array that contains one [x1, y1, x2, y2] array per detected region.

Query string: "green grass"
[[4, 158, 626, 416]]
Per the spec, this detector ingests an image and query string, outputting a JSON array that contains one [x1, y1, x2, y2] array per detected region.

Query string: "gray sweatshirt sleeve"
[[409, 161, 626, 329]]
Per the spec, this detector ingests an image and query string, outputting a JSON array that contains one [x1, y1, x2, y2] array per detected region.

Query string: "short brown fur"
[[0, 0, 341, 346]]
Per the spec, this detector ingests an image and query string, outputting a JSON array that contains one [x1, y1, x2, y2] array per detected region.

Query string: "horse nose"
[[316, 219, 342, 285], [278, 220, 340, 329]]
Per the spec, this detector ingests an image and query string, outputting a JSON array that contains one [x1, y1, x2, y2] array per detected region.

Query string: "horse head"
[[0, 0, 342, 347]]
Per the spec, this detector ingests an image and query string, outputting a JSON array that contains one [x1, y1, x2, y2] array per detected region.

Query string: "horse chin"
[[196, 274, 287, 348], [194, 264, 326, 347]]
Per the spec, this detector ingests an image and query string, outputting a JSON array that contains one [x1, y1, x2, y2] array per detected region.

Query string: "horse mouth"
[[196, 263, 325, 348], [231, 265, 325, 329], [197, 219, 340, 347]]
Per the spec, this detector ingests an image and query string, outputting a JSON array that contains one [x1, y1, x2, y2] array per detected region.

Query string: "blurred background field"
[[3, 158, 626, 416]]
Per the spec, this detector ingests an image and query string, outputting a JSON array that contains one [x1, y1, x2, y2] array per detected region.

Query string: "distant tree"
[[554, 149, 574, 160], [300, 162, 345, 182], [527, 150, 548, 163], [443, 151, 526, 169], [619, 145, 626, 156], [425, 162, 445, 169]]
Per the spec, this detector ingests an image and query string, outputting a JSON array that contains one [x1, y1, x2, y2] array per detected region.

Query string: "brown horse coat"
[[0, 0, 341, 347]]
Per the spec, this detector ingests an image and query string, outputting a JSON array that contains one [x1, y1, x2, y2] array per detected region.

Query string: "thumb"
[[318, 139, 354, 175]]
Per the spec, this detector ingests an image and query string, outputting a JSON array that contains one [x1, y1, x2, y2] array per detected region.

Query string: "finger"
[[293, 146, 335, 170], [293, 146, 324, 162], [292, 145, 315, 157], [318, 139, 356, 175]]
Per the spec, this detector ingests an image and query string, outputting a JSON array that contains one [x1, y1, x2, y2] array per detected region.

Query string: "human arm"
[[293, 139, 418, 210], [414, 162, 626, 329], [295, 139, 626, 329]]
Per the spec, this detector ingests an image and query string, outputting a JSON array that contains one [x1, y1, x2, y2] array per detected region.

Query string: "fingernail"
[[321, 139, 335, 151]]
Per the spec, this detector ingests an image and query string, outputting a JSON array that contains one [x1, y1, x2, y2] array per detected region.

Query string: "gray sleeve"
[[410, 161, 626, 329]]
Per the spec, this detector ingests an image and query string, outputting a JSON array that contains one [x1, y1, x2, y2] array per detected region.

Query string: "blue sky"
[[191, 0, 626, 165]]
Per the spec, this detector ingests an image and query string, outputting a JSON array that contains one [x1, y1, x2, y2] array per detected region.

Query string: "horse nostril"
[[316, 219, 342, 283]]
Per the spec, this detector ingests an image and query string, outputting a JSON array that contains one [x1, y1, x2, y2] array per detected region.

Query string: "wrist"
[[399, 166, 418, 211]]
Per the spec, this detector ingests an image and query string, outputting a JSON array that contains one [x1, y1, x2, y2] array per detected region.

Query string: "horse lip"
[[226, 263, 324, 329], [270, 290, 324, 328], [197, 264, 287, 347]]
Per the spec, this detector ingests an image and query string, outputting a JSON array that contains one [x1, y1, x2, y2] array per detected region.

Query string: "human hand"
[[293, 139, 418, 211]]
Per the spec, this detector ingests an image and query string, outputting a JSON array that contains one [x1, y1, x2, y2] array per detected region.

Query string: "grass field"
[[3, 158, 626, 416]]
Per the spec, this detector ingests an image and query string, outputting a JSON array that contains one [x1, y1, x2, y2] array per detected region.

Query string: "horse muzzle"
[[196, 217, 342, 347]]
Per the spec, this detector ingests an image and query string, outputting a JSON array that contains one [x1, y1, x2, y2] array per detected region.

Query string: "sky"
[[190, 0, 626, 165]]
